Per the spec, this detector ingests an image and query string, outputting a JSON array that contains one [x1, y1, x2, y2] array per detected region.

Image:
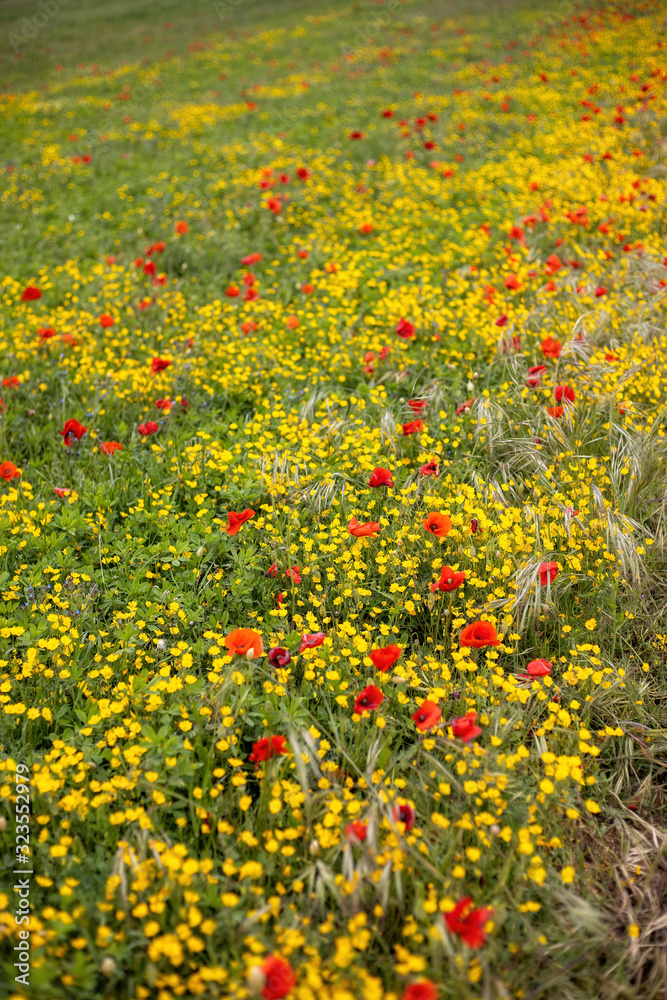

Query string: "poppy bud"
[[0, 816, 6, 832], [309, 839, 320, 856], [100, 957, 116, 978], [471, 518, 479, 534], [196, 546, 206, 557], [490, 824, 501, 836], [469, 546, 476, 558], [247, 966, 266, 995], [467, 380, 474, 392], [391, 674, 407, 684]]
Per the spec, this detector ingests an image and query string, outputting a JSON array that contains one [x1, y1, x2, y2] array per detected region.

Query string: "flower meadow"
[[1, 0, 667, 997]]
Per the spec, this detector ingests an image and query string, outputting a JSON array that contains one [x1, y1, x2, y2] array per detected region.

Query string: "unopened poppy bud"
[[156, 639, 166, 650], [100, 957, 116, 977], [196, 546, 206, 557], [490, 824, 501, 837], [247, 966, 266, 995], [0, 816, 6, 832], [391, 674, 407, 684], [469, 546, 476, 558], [500, 622, 509, 634], [467, 380, 474, 392], [309, 838, 320, 856]]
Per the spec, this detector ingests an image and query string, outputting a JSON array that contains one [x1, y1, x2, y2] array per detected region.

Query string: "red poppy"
[[526, 364, 546, 388], [345, 820, 368, 843], [21, 286, 42, 301], [408, 399, 428, 413], [296, 167, 310, 180], [420, 461, 439, 478], [451, 711, 483, 742], [525, 658, 552, 677], [545, 253, 562, 274], [595, 286, 607, 297], [301, 283, 314, 294], [456, 398, 475, 416], [99, 314, 115, 328], [285, 565, 301, 585], [460, 621, 500, 648], [60, 419, 87, 446], [175, 220, 189, 234], [300, 632, 326, 652], [412, 700, 442, 731], [2, 376, 19, 388], [266, 563, 279, 578], [242, 252, 263, 265], [445, 897, 492, 948], [396, 318, 415, 339], [0, 461, 21, 481], [555, 384, 575, 404], [349, 131, 364, 139], [369, 467, 393, 488], [423, 512, 452, 538], [348, 516, 381, 538], [393, 803, 415, 830], [547, 405, 564, 418], [100, 441, 122, 456], [151, 357, 171, 374], [431, 566, 465, 593], [225, 628, 263, 658], [54, 487, 71, 497], [226, 509, 255, 536], [402, 419, 423, 435], [268, 647, 291, 667], [286, 316, 299, 329], [38, 327, 57, 341], [249, 736, 288, 766], [156, 398, 172, 411], [225, 285, 240, 297], [359, 222, 374, 234], [402, 982, 438, 1000], [541, 337, 562, 359], [138, 421, 159, 436], [538, 561, 558, 585], [495, 314, 508, 327], [354, 685, 384, 715], [144, 260, 156, 277], [504, 273, 521, 290], [369, 644, 401, 672]]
